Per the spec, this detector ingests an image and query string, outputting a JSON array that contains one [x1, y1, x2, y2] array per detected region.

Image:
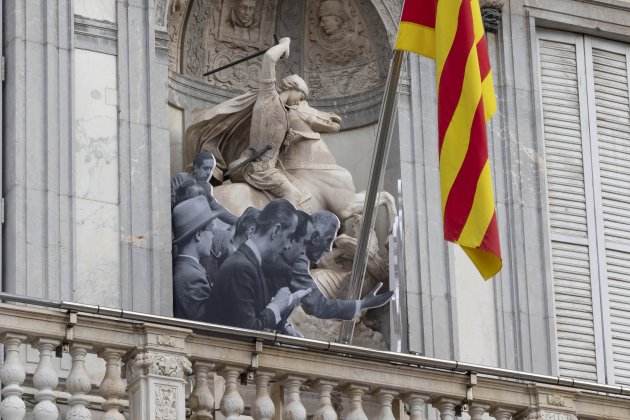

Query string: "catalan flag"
[[395, 0, 502, 279]]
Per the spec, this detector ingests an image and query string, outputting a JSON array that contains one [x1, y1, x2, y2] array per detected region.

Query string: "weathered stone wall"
[[2, 0, 172, 314]]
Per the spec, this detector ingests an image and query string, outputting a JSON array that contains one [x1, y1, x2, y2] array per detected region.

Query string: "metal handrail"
[[1, 291, 628, 397]]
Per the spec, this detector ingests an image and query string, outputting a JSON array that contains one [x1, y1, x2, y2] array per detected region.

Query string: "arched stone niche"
[[167, 0, 400, 130]]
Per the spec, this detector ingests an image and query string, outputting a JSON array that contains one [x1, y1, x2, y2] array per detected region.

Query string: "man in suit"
[[206, 199, 311, 330], [265, 210, 394, 336], [172, 195, 218, 321]]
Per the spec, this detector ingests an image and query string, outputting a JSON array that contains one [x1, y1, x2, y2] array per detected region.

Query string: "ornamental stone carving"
[[305, 0, 380, 98], [527, 411, 578, 420], [125, 351, 192, 383], [479, 0, 503, 33], [547, 394, 566, 407], [171, 0, 392, 127], [156, 0, 168, 27], [157, 334, 177, 347], [167, 0, 190, 72], [155, 385, 178, 420], [181, 0, 279, 90]]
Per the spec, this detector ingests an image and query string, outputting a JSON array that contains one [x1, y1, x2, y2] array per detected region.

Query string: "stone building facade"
[[2, 0, 630, 401]]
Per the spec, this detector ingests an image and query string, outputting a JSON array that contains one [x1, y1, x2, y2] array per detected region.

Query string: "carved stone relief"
[[156, 0, 168, 27], [305, 0, 380, 98], [546, 394, 566, 407], [125, 351, 193, 384], [526, 411, 577, 420], [155, 385, 178, 420], [169, 0, 393, 126], [182, 0, 279, 90], [274, 0, 307, 81], [167, 0, 190, 72]]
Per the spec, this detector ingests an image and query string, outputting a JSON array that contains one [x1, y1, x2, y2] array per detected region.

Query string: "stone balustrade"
[[0, 302, 629, 420]]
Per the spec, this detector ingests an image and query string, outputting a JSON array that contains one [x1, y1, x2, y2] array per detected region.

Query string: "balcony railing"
[[0, 294, 629, 420]]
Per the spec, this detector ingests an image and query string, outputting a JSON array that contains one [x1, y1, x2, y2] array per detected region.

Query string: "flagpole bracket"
[[455, 371, 477, 415]]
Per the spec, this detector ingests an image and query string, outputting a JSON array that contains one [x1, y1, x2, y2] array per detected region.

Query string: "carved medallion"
[[305, 0, 380, 98]]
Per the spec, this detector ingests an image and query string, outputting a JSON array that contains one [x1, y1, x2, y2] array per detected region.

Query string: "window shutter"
[[538, 37, 599, 382], [591, 45, 630, 386]]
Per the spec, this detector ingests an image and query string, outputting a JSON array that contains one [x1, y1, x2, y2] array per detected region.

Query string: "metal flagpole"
[[338, 49, 405, 344]]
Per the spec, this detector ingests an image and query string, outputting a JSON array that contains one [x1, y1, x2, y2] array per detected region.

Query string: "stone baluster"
[[252, 370, 275, 420], [219, 366, 245, 420], [313, 379, 338, 420], [373, 388, 399, 420], [282, 375, 307, 420], [432, 398, 459, 420], [468, 403, 491, 420], [32, 338, 61, 420], [403, 393, 430, 420], [189, 361, 216, 420], [66, 345, 94, 420], [0, 333, 28, 420], [490, 407, 517, 420], [343, 384, 369, 420], [98, 348, 127, 420]]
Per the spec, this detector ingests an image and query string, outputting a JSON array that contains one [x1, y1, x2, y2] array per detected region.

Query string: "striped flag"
[[395, 0, 502, 279]]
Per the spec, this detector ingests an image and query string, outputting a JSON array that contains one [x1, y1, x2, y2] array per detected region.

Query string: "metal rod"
[[0, 291, 628, 397], [202, 35, 279, 77], [338, 49, 405, 344]]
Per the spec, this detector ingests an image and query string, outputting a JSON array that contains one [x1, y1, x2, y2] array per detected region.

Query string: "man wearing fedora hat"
[[172, 195, 218, 321]]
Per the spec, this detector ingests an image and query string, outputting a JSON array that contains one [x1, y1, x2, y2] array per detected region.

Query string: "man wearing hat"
[[172, 195, 218, 321]]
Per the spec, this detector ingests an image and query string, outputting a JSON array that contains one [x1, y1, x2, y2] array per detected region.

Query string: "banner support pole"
[[338, 49, 405, 345]]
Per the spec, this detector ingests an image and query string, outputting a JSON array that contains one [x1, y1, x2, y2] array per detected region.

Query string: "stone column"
[[252, 371, 275, 420], [490, 407, 517, 420], [99, 348, 127, 420], [125, 349, 192, 420], [66, 344, 94, 420], [403, 393, 430, 420], [468, 403, 491, 420], [32, 338, 61, 420], [343, 384, 369, 420], [116, 0, 172, 315], [313, 379, 338, 420], [0, 333, 28, 420], [432, 398, 459, 420], [2, 0, 75, 301], [219, 366, 245, 420], [373, 388, 399, 420], [282, 375, 308, 420], [189, 361, 216, 420]]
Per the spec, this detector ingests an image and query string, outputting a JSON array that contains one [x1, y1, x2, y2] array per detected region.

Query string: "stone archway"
[[165, 0, 400, 129]]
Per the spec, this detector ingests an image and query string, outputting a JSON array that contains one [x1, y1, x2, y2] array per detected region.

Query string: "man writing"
[[206, 199, 311, 330]]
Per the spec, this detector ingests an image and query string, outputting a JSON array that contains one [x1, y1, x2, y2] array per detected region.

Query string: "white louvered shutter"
[[538, 36, 599, 382], [590, 43, 630, 386]]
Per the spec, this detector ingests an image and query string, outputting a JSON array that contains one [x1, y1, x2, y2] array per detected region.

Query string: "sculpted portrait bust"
[[316, 0, 354, 50], [222, 0, 261, 42]]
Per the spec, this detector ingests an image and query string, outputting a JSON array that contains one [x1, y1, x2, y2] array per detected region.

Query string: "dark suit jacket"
[[206, 244, 276, 330], [173, 256, 211, 321], [264, 254, 356, 321]]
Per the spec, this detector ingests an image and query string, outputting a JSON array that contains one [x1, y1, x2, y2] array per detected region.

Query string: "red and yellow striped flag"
[[395, 0, 502, 279]]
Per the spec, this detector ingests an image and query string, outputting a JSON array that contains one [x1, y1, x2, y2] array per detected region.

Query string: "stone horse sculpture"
[[185, 95, 396, 226]]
